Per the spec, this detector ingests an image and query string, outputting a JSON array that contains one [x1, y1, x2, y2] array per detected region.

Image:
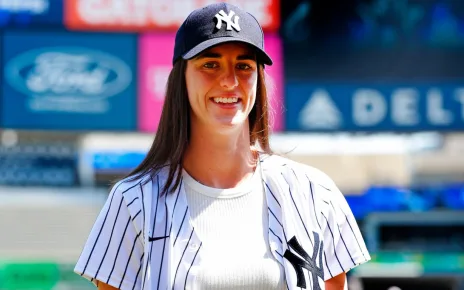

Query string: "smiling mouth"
[[211, 97, 240, 104]]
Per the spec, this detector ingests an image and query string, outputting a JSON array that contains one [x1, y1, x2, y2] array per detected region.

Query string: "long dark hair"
[[127, 58, 273, 195]]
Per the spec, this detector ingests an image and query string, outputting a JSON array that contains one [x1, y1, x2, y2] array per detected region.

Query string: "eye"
[[203, 62, 218, 69], [237, 63, 252, 70]]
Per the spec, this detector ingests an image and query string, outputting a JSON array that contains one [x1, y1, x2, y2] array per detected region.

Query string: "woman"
[[75, 3, 370, 290]]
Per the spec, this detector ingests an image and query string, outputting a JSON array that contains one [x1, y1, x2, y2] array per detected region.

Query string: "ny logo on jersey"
[[284, 233, 324, 289], [214, 10, 241, 32]]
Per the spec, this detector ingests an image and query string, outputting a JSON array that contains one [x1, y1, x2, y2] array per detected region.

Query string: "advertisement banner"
[[65, 0, 279, 32], [0, 144, 79, 187], [138, 33, 284, 132], [137, 34, 173, 133], [2, 31, 137, 131], [0, 262, 60, 290], [282, 0, 464, 81], [285, 83, 464, 132], [0, 0, 63, 27]]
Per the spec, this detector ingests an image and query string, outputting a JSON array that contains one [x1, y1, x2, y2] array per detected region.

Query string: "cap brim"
[[182, 37, 273, 65]]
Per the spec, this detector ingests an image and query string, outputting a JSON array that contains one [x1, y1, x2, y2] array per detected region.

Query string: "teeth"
[[213, 97, 238, 103]]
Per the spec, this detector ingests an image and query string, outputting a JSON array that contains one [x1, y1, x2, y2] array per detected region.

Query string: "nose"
[[219, 65, 238, 89]]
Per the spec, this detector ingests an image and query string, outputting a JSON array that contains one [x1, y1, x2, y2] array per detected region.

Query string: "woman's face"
[[185, 42, 258, 131]]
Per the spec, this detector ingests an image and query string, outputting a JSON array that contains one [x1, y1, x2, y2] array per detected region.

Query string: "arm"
[[312, 176, 370, 287], [325, 272, 347, 290], [98, 282, 118, 290], [74, 181, 145, 290]]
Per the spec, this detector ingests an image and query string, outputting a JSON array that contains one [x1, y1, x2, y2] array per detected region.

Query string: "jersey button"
[[270, 242, 277, 251], [190, 243, 199, 250]]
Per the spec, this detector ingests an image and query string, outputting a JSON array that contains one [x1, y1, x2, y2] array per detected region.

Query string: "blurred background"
[[0, 0, 463, 289]]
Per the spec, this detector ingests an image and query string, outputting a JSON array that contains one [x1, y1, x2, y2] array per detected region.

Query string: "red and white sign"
[[65, 0, 280, 32]]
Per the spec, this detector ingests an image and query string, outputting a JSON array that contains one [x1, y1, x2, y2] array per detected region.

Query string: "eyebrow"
[[195, 52, 256, 61]]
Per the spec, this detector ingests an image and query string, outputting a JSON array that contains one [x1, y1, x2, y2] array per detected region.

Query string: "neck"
[[183, 122, 257, 189]]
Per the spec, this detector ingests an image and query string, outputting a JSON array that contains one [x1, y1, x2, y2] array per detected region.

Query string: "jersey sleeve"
[[320, 184, 371, 280], [74, 181, 145, 290]]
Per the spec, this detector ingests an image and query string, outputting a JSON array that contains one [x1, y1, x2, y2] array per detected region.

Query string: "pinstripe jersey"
[[74, 153, 370, 290]]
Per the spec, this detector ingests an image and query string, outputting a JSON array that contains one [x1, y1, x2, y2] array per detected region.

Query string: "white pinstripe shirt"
[[75, 154, 370, 290]]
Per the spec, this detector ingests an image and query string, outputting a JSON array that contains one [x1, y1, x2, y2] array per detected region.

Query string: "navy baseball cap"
[[173, 2, 273, 66]]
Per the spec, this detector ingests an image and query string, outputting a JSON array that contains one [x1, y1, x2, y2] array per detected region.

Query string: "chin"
[[214, 119, 247, 132]]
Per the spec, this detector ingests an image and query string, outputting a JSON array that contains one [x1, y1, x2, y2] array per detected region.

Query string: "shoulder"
[[112, 175, 149, 195], [109, 166, 172, 203], [260, 153, 338, 193]]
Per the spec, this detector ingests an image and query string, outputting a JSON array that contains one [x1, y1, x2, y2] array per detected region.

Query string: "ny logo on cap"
[[214, 10, 241, 32]]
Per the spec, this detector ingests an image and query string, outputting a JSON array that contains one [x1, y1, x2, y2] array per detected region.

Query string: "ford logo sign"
[[4, 47, 132, 102]]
